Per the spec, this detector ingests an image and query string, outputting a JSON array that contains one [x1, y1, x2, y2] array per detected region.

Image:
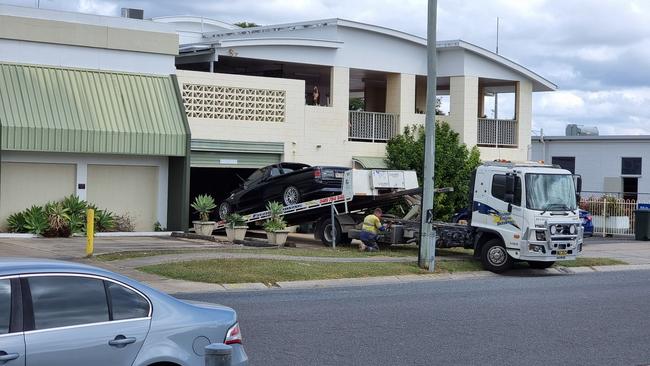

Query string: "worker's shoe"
[[367, 246, 378, 252], [358, 243, 367, 252]]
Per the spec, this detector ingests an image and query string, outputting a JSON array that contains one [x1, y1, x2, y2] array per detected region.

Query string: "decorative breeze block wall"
[[182, 83, 286, 122]]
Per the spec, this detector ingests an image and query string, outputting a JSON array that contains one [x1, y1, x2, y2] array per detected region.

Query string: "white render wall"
[[530, 139, 650, 199], [179, 68, 387, 167]]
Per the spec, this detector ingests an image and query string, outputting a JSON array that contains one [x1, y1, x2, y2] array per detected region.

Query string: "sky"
[[4, 0, 650, 136]]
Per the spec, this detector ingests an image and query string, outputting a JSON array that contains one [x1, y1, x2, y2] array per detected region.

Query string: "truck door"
[[485, 173, 523, 237]]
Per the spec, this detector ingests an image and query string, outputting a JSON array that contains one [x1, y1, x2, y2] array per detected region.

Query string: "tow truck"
[[215, 161, 583, 273]]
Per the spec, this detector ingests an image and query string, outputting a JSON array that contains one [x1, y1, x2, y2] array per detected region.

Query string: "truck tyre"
[[528, 261, 555, 269], [283, 186, 301, 205], [318, 218, 342, 247], [481, 239, 513, 273], [218, 202, 231, 221]]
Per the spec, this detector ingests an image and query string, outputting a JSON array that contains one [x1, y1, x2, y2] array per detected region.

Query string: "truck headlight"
[[535, 231, 546, 241], [528, 244, 546, 253]]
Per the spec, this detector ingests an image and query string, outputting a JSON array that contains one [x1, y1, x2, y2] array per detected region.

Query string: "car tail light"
[[225, 323, 242, 345], [314, 168, 322, 179]]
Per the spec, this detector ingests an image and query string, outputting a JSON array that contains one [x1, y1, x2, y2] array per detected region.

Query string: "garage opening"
[[189, 167, 256, 223]]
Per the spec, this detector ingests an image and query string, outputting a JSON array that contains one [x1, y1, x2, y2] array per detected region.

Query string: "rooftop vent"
[[121, 8, 144, 19], [566, 124, 599, 136]]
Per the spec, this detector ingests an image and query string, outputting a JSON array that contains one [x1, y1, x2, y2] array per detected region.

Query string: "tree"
[[349, 97, 365, 111], [385, 121, 481, 221], [234, 21, 260, 28]]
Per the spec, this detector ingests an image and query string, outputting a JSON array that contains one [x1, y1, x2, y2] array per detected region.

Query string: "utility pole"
[[418, 0, 437, 270], [494, 17, 500, 119]]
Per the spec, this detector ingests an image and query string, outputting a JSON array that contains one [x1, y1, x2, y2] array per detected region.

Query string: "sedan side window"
[[29, 276, 109, 330], [0, 279, 10, 334], [106, 281, 150, 320]]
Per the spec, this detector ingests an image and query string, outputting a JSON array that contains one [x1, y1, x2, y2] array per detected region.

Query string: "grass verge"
[[554, 257, 627, 267], [139, 258, 483, 285], [96, 245, 473, 262]]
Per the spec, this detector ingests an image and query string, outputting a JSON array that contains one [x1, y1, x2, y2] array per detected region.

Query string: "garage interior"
[[189, 167, 255, 222]]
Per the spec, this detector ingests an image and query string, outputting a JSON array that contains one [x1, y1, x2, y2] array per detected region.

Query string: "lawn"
[[139, 258, 483, 285], [96, 245, 474, 262], [554, 257, 627, 267]]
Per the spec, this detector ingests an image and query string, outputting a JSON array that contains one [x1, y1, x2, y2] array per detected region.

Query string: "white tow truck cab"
[[467, 161, 583, 272]]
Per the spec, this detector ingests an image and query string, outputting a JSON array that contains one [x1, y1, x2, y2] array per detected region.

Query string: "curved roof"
[[151, 15, 240, 30]]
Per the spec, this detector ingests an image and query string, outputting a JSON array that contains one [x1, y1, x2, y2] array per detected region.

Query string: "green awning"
[[0, 63, 187, 156], [353, 156, 388, 169]]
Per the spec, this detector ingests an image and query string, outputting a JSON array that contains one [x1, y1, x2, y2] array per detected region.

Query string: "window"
[[491, 174, 522, 206], [552, 157, 576, 174], [0, 280, 10, 335], [246, 168, 266, 184], [29, 276, 109, 330], [106, 282, 150, 321], [269, 167, 282, 177], [622, 157, 642, 175]]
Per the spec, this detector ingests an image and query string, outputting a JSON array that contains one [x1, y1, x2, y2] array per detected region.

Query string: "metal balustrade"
[[348, 111, 399, 142], [477, 118, 518, 147]]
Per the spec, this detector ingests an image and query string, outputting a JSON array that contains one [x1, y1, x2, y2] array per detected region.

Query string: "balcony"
[[348, 111, 399, 143], [477, 118, 518, 147]]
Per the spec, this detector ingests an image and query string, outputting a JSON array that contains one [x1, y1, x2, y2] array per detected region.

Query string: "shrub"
[[191, 194, 217, 222], [225, 213, 247, 229], [43, 201, 71, 238], [584, 195, 619, 217], [7, 212, 27, 233], [154, 221, 166, 232], [263, 201, 287, 232], [93, 208, 115, 232], [113, 214, 135, 232], [23, 205, 48, 235]]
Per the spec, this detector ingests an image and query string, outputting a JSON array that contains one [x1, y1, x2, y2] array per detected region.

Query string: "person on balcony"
[[358, 208, 386, 252], [312, 86, 320, 106]]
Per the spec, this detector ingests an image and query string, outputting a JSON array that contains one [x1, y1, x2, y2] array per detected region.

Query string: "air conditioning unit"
[[565, 124, 599, 136], [121, 8, 144, 19]]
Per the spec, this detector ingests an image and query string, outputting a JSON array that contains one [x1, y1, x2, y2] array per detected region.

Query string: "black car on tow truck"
[[218, 162, 348, 220]]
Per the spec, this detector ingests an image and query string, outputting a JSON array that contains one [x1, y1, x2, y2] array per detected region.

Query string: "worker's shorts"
[[360, 230, 378, 247]]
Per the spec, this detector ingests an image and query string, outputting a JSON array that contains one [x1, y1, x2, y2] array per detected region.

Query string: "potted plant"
[[225, 213, 248, 242], [191, 194, 217, 236], [263, 201, 289, 247]]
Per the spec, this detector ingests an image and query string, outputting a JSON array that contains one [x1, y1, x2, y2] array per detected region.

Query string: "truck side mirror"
[[573, 175, 582, 205]]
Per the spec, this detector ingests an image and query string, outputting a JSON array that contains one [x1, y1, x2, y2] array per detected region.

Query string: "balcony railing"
[[477, 118, 518, 147], [349, 111, 399, 142]]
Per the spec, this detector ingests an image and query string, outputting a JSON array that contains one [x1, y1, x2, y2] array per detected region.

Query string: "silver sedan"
[[0, 258, 248, 366]]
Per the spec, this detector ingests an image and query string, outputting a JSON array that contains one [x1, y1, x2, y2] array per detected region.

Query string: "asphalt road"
[[178, 270, 650, 366]]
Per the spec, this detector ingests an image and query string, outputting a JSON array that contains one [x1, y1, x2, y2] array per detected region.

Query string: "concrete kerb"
[[159, 263, 650, 295]]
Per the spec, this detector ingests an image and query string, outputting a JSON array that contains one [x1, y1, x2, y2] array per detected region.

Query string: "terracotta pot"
[[193, 221, 216, 236]]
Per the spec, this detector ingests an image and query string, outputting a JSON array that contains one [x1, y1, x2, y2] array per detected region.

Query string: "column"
[[449, 76, 479, 146]]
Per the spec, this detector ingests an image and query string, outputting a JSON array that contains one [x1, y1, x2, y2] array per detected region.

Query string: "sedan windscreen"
[[29, 276, 109, 330], [0, 279, 10, 334]]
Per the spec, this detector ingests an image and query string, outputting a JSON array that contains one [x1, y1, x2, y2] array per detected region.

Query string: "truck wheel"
[[480, 239, 513, 273], [319, 218, 342, 247], [528, 261, 555, 269], [283, 186, 301, 205], [218, 202, 231, 221]]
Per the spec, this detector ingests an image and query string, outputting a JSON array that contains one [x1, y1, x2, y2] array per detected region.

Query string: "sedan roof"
[[0, 257, 127, 281]]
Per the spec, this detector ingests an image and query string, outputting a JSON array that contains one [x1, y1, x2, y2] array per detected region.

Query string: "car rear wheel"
[[283, 186, 301, 206], [528, 261, 555, 269], [218, 202, 231, 221]]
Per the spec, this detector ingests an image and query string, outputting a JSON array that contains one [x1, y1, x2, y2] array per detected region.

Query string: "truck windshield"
[[525, 173, 577, 211]]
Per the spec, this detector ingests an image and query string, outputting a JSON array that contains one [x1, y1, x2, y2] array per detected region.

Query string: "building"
[[0, 5, 190, 231], [153, 16, 556, 207], [531, 135, 650, 202]]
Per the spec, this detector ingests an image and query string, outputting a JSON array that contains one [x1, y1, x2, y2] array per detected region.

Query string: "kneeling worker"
[[359, 208, 386, 252]]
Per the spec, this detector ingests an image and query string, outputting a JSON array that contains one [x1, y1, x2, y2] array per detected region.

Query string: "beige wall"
[[448, 76, 480, 147], [0, 14, 178, 55], [0, 162, 76, 230], [181, 68, 389, 167], [86, 165, 158, 232]]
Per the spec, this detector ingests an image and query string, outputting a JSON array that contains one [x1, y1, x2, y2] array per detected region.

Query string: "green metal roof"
[[0, 63, 187, 156], [353, 156, 387, 169]]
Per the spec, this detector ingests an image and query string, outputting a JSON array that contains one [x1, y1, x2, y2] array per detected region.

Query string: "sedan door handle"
[[108, 335, 137, 348], [0, 352, 19, 362]]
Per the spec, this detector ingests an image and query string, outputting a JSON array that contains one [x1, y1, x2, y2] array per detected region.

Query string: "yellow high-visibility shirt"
[[362, 214, 382, 234]]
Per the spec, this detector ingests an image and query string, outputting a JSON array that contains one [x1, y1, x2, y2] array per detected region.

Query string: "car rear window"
[[0, 279, 10, 334], [106, 281, 150, 320], [29, 276, 109, 330]]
